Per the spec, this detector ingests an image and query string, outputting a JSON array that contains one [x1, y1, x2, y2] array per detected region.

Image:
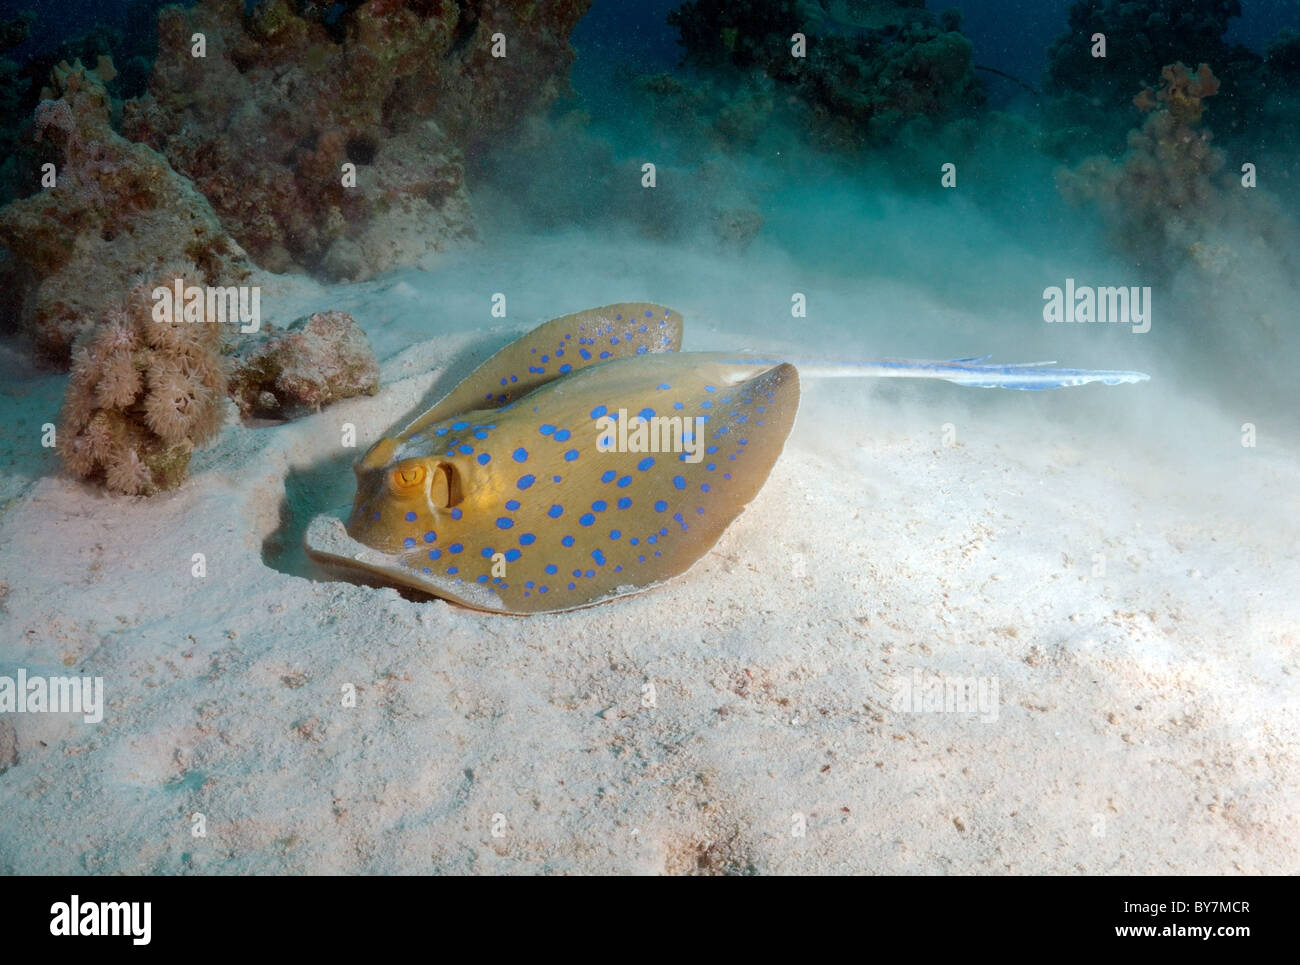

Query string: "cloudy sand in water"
[[1, 0, 1299, 877], [1, 226, 1297, 874]]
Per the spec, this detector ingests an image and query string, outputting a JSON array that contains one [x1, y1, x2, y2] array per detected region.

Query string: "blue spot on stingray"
[[424, 531, 437, 542], [481, 547, 495, 558], [707, 463, 716, 471], [547, 505, 563, 518], [636, 345, 647, 354], [590, 405, 607, 419], [562, 535, 575, 547], [572, 569, 582, 578], [428, 548, 441, 560], [476, 575, 488, 583], [585, 570, 595, 579], [541, 355, 549, 363], [563, 449, 579, 462], [477, 453, 491, 465], [673, 402, 684, 410], [452, 420, 469, 430], [705, 385, 716, 393], [638, 555, 646, 562], [706, 445, 719, 454], [601, 470, 617, 483], [436, 427, 449, 435], [592, 500, 607, 512], [552, 475, 562, 483], [451, 508, 463, 520], [447, 566, 458, 575], [617, 475, 632, 488], [517, 474, 535, 490], [403, 537, 415, 548], [505, 499, 520, 511], [579, 513, 595, 526], [648, 535, 657, 544], [654, 500, 668, 512], [519, 533, 536, 546], [700, 401, 713, 409], [513, 447, 529, 462], [631, 538, 640, 546], [637, 457, 655, 471], [371, 512, 380, 521], [404, 511, 417, 522], [554, 428, 571, 442], [672, 475, 686, 490], [545, 564, 557, 575], [701, 484, 710, 493], [505, 549, 521, 562], [600, 351, 612, 359], [538, 586, 549, 594], [617, 497, 632, 509], [474, 429, 489, 440], [539, 424, 556, 435], [449, 544, 463, 554], [645, 310, 652, 317], [610, 530, 622, 539], [560, 363, 572, 373], [638, 408, 655, 420], [568, 583, 576, 590]]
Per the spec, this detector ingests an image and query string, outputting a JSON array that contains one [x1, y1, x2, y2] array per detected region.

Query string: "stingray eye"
[[390, 465, 426, 492], [429, 463, 463, 509]]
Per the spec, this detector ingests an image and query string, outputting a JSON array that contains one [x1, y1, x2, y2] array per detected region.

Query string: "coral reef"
[[666, 0, 984, 150], [0, 57, 251, 363], [1058, 63, 1292, 280], [122, 0, 591, 278], [1058, 63, 1224, 273], [227, 311, 380, 419], [1042, 0, 1262, 159], [58, 271, 229, 496]]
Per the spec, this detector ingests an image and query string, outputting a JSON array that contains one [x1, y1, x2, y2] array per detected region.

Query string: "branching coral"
[[59, 272, 229, 496], [0, 56, 250, 362], [1058, 63, 1225, 273], [1059, 62, 1292, 281]]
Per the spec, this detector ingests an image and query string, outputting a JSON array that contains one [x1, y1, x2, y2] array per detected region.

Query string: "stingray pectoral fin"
[[304, 515, 509, 613], [403, 303, 684, 435]]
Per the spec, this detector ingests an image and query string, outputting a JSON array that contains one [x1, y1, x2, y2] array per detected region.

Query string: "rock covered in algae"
[[227, 310, 380, 419], [122, 0, 592, 279], [0, 56, 250, 363]]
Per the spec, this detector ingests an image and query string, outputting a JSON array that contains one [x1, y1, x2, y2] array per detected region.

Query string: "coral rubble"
[[0, 57, 251, 363], [227, 310, 380, 419]]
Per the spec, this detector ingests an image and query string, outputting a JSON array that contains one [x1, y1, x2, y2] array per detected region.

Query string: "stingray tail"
[[727, 356, 1150, 391]]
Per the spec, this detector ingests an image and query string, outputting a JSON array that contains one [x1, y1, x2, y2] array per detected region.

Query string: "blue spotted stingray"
[[304, 303, 1148, 614]]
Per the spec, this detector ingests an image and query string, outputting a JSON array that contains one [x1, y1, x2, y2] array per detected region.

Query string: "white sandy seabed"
[[0, 227, 1296, 875]]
